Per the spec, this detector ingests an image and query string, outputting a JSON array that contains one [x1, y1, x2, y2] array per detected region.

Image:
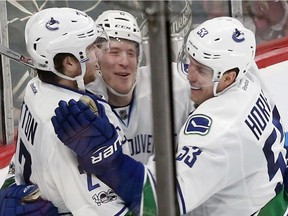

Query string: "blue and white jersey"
[[87, 63, 193, 164], [14, 77, 130, 215], [174, 71, 287, 215], [76, 67, 287, 215]]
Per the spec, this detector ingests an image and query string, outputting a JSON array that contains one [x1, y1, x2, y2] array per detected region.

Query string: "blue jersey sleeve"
[[98, 155, 145, 214]]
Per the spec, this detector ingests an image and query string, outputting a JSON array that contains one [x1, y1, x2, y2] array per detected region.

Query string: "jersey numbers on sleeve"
[[176, 146, 202, 168]]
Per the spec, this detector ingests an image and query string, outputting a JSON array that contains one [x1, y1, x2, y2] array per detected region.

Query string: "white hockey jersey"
[[14, 77, 130, 215], [172, 71, 287, 215], [87, 63, 193, 164]]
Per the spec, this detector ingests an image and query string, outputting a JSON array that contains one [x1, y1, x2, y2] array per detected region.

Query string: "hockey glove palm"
[[51, 96, 123, 175], [0, 184, 58, 216]]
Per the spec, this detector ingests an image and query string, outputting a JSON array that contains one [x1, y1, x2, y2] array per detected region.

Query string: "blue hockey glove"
[[0, 184, 58, 216], [52, 95, 146, 214], [51, 95, 123, 175]]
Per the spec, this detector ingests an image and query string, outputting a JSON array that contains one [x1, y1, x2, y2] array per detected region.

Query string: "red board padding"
[[256, 36, 288, 69], [0, 143, 15, 168], [0, 130, 17, 169]]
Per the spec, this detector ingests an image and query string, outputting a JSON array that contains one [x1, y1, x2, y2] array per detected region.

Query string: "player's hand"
[[0, 184, 58, 216], [51, 95, 123, 175]]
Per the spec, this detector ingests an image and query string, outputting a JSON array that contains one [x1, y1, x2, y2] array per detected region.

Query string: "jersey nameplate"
[[244, 92, 271, 140], [20, 101, 39, 145]]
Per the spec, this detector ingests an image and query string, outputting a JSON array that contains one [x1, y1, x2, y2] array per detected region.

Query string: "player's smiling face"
[[99, 38, 138, 95], [187, 57, 214, 106]]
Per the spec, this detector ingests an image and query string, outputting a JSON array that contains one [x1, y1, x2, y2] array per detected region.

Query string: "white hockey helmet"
[[186, 16, 256, 82], [95, 10, 142, 45], [25, 7, 106, 90]]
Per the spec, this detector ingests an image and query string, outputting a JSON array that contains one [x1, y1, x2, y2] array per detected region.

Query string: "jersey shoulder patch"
[[184, 114, 212, 136]]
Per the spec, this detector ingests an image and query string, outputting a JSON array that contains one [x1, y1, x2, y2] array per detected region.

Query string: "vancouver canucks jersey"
[[14, 77, 130, 215], [87, 63, 193, 164], [172, 71, 287, 215], [135, 70, 288, 215]]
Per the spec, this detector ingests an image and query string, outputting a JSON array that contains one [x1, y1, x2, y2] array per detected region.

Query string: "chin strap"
[[105, 81, 137, 97], [213, 78, 240, 97]]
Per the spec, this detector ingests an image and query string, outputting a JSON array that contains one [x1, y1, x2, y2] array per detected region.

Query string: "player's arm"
[[51, 94, 158, 215]]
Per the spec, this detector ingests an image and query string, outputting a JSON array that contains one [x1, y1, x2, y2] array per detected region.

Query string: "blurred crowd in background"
[[2, 0, 288, 125]]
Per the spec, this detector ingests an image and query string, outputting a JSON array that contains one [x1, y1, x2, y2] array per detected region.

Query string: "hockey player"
[[1, 7, 131, 216], [0, 9, 192, 214], [52, 16, 288, 215], [86, 10, 193, 164]]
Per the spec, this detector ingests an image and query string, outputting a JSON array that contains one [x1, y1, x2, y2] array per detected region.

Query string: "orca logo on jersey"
[[185, 114, 212, 135]]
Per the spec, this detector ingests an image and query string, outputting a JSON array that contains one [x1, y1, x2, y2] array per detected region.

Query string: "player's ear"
[[63, 56, 77, 67], [223, 69, 237, 85], [62, 56, 80, 76], [218, 69, 238, 92]]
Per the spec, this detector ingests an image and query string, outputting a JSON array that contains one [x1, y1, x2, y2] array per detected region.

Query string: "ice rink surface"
[[0, 60, 287, 187]]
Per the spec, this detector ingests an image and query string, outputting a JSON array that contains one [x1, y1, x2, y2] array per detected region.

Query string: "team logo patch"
[[45, 17, 59, 31], [232, 28, 245, 43], [185, 114, 212, 135], [92, 189, 117, 206]]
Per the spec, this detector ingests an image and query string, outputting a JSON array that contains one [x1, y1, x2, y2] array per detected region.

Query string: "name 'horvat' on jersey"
[[245, 92, 271, 140], [20, 101, 38, 145]]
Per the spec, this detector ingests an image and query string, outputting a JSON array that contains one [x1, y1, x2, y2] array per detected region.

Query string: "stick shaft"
[[0, 44, 35, 69]]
